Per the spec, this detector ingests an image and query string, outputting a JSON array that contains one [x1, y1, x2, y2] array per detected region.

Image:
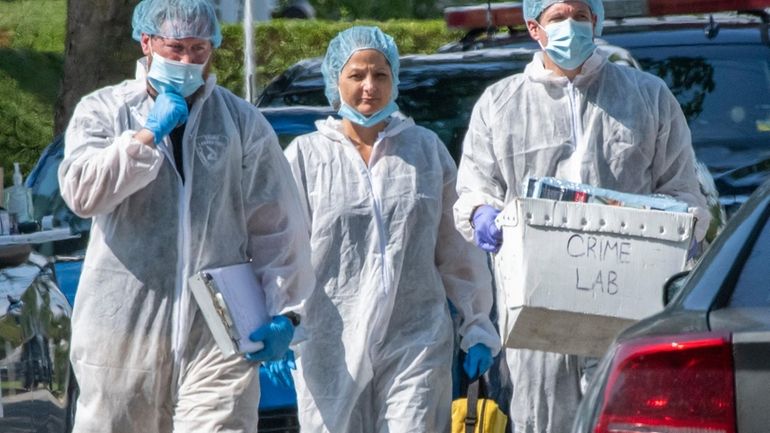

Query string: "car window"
[[626, 43, 770, 208], [632, 45, 770, 145], [397, 60, 527, 160], [727, 207, 770, 307]]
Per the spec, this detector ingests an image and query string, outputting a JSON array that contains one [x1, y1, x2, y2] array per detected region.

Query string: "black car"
[[571, 177, 770, 433]]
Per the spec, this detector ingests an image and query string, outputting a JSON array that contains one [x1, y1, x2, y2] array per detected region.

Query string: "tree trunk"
[[54, 0, 141, 135]]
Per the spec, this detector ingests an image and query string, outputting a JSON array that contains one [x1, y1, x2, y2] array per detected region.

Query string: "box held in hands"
[[494, 198, 693, 357]]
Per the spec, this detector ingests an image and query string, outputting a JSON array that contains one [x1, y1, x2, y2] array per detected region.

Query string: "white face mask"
[[147, 51, 207, 97]]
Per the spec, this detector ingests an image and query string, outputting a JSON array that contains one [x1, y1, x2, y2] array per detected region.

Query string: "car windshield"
[[634, 45, 770, 144]]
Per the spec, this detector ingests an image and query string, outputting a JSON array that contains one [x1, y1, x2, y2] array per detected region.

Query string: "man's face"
[[140, 33, 213, 66], [527, 1, 595, 45]]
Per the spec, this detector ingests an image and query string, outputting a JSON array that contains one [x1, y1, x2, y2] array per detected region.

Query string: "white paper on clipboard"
[[189, 262, 270, 357]]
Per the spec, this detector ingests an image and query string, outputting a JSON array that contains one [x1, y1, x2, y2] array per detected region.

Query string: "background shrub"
[[218, 19, 462, 100]]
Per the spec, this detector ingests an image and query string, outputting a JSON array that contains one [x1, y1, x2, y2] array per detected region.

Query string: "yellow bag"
[[451, 378, 508, 433]]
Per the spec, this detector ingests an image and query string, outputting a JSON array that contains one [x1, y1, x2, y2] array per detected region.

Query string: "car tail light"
[[444, 0, 770, 29], [594, 332, 736, 433]]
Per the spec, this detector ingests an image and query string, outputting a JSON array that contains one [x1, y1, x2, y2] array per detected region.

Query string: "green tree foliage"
[[311, 0, 443, 20], [215, 19, 462, 97], [306, 0, 511, 20]]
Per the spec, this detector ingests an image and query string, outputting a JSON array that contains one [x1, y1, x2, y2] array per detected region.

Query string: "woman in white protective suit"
[[277, 26, 502, 432], [453, 1, 711, 433], [58, 0, 314, 431]]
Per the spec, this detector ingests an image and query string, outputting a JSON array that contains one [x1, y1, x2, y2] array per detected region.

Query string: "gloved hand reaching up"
[[245, 315, 295, 363], [144, 91, 189, 144], [472, 205, 502, 253], [263, 350, 296, 388], [463, 343, 494, 381]]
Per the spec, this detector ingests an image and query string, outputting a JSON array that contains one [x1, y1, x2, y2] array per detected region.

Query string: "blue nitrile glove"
[[472, 205, 503, 253], [463, 343, 493, 381], [263, 350, 296, 389], [144, 91, 189, 144], [245, 315, 295, 363]]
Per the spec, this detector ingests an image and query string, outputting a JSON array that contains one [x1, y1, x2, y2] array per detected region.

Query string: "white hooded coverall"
[[59, 60, 314, 433], [454, 51, 709, 433], [284, 115, 501, 433]]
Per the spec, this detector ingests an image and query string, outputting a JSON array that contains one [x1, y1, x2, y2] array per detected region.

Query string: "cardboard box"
[[494, 198, 693, 357]]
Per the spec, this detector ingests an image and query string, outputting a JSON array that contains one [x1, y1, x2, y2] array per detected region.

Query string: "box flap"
[[497, 198, 693, 242], [504, 306, 637, 358]]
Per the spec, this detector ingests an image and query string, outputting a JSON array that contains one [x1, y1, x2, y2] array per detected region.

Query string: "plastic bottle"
[[3, 162, 34, 228]]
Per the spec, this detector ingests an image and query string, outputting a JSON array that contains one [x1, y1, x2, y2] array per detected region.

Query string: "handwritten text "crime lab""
[[566, 234, 632, 295]]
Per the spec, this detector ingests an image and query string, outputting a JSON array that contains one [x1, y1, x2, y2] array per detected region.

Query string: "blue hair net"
[[523, 0, 605, 35], [131, 0, 223, 48], [321, 26, 400, 108]]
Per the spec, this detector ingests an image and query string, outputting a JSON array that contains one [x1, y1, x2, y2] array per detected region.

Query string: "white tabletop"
[[0, 228, 80, 246]]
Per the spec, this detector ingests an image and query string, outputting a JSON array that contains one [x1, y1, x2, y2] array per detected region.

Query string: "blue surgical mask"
[[538, 18, 596, 71], [147, 51, 206, 97], [338, 100, 399, 128]]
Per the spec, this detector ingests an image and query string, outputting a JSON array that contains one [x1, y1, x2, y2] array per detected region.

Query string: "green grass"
[[0, 0, 66, 183]]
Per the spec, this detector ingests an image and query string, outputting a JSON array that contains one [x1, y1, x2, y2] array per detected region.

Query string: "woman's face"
[[338, 49, 393, 116]]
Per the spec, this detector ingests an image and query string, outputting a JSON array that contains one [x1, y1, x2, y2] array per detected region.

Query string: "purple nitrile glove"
[[244, 315, 294, 363], [463, 343, 493, 381], [472, 205, 503, 253]]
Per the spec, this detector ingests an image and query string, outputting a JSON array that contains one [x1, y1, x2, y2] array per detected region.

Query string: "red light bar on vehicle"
[[444, 2, 524, 29], [444, 0, 770, 29], [594, 332, 736, 433]]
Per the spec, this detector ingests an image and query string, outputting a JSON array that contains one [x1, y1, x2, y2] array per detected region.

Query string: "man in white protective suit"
[[58, 0, 314, 431], [453, 1, 711, 433]]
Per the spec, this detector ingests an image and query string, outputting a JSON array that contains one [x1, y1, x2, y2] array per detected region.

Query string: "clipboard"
[[189, 261, 269, 357]]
